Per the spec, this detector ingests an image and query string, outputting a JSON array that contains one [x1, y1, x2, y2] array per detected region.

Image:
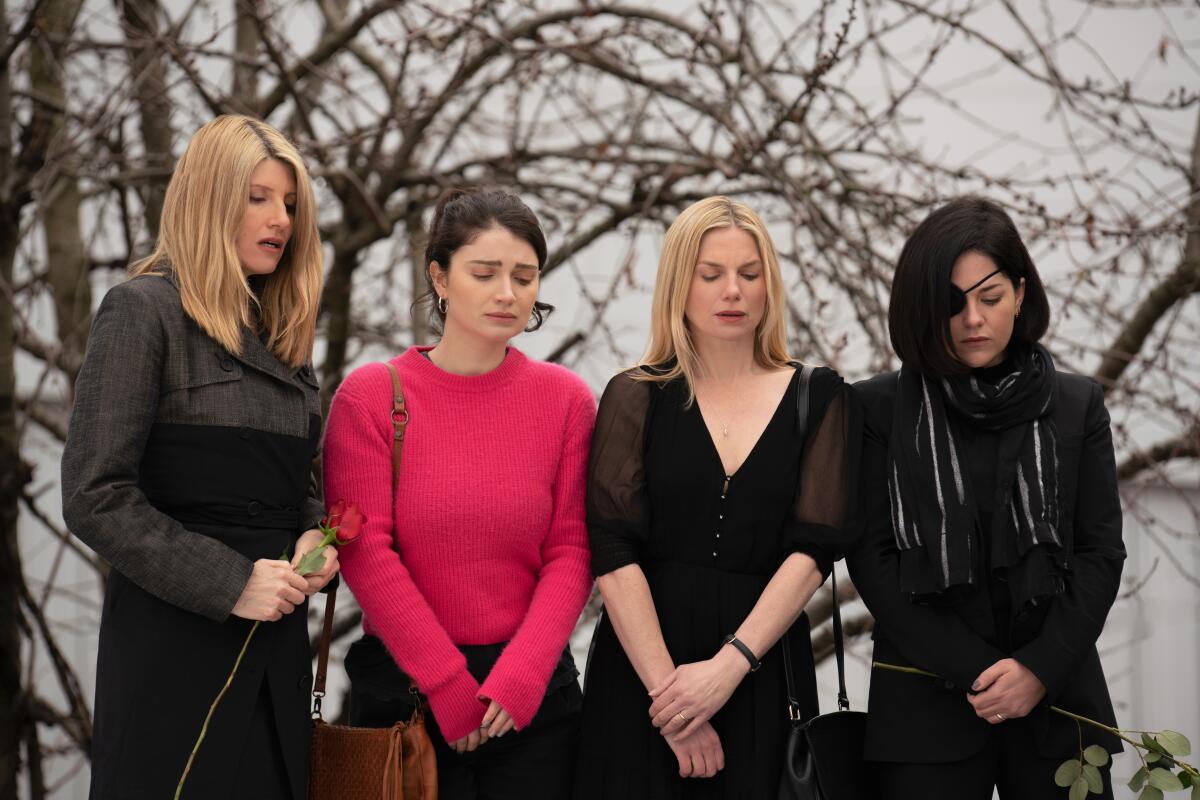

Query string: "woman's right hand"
[[664, 721, 724, 778], [231, 559, 310, 621], [449, 727, 487, 754]]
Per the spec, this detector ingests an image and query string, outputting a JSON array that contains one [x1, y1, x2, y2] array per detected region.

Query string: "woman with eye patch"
[[847, 196, 1126, 799], [322, 187, 595, 798]]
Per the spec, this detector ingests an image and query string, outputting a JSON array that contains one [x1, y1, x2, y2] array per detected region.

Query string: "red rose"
[[322, 500, 346, 531], [333, 502, 366, 545]]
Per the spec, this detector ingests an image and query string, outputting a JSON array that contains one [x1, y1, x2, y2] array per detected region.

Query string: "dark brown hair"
[[422, 187, 553, 332], [888, 196, 1050, 377]]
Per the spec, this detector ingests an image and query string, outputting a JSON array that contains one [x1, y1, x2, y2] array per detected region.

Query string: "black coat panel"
[[848, 370, 1125, 764], [61, 272, 325, 799]]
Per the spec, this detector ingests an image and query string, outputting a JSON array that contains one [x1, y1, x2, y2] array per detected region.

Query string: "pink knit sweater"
[[322, 346, 595, 742]]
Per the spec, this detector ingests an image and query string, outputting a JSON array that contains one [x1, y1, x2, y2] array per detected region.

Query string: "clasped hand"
[[648, 651, 746, 740], [231, 528, 340, 622], [449, 700, 515, 753], [967, 657, 1046, 724]]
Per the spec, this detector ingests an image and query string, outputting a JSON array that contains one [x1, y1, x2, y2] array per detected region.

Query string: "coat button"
[[247, 501, 262, 516], [220, 357, 236, 371], [943, 680, 956, 692], [239, 426, 252, 440], [298, 674, 312, 691]]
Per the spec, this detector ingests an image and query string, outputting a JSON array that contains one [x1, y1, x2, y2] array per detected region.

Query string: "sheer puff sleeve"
[[587, 370, 654, 577], [783, 367, 863, 578]]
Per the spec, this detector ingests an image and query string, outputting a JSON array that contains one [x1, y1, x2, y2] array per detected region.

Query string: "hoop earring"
[[437, 296, 447, 315]]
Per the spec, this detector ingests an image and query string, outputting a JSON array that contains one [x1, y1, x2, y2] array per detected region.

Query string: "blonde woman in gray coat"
[[62, 115, 336, 800]]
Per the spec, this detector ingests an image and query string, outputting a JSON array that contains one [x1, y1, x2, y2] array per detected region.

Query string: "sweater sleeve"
[[477, 384, 596, 729], [322, 366, 485, 742], [61, 280, 254, 621]]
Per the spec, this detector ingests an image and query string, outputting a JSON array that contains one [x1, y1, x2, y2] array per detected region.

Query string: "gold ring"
[[677, 711, 690, 723], [995, 713, 1005, 721]]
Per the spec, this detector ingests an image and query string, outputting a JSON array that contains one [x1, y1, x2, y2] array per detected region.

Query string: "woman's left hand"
[[292, 528, 340, 594], [967, 657, 1046, 723], [648, 648, 748, 738], [479, 699, 515, 739]]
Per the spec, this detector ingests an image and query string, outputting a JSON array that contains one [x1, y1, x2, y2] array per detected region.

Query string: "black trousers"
[[873, 716, 1115, 800], [346, 636, 581, 800], [421, 682, 581, 799]]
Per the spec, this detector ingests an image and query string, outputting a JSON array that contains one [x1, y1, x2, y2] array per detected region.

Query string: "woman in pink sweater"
[[322, 188, 595, 798]]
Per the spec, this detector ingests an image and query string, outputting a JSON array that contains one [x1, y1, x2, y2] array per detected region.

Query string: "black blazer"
[[848, 369, 1125, 763]]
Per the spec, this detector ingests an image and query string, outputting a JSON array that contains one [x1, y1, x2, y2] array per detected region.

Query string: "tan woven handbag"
[[308, 363, 438, 800]]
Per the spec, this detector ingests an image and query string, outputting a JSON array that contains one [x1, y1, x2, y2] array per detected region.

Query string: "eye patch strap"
[[948, 268, 1002, 315]]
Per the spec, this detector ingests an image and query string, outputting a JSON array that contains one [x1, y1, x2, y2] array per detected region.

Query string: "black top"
[[576, 366, 860, 799], [587, 366, 857, 579]]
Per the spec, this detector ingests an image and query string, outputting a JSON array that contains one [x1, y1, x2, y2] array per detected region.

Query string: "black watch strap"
[[722, 634, 762, 672]]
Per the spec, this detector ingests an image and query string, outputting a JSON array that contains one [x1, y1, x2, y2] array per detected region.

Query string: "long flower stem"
[[873, 661, 1198, 775], [173, 620, 261, 800]]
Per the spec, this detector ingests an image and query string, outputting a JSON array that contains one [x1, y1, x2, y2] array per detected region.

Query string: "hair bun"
[[431, 187, 479, 232]]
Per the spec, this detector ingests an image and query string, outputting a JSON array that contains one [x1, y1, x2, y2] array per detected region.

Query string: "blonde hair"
[[131, 115, 323, 368], [635, 196, 793, 400]]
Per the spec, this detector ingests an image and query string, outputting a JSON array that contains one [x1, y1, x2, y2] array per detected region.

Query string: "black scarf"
[[887, 344, 1065, 610]]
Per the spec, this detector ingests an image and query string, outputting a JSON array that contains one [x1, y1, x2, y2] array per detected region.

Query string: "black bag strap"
[[781, 365, 851, 720]]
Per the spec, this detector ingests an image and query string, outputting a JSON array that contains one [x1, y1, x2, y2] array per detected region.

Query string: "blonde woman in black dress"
[[575, 196, 861, 799]]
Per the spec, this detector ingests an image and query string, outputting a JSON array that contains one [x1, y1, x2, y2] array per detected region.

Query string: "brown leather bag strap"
[[313, 360, 410, 719], [312, 585, 337, 718], [384, 362, 409, 492]]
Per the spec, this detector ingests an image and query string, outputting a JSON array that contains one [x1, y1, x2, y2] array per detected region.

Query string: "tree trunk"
[[319, 244, 360, 412], [231, 0, 259, 114], [405, 209, 431, 345], [33, 0, 90, 383], [0, 0, 24, 790], [117, 0, 173, 246]]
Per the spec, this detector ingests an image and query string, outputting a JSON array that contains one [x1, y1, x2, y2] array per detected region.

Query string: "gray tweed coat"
[[62, 270, 324, 799]]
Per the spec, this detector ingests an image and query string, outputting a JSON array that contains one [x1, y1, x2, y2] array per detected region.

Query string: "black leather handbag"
[[778, 365, 873, 800]]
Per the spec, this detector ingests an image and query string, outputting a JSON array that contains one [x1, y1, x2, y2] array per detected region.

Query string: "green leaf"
[[1084, 745, 1110, 767], [1146, 752, 1161, 763], [295, 544, 328, 577], [1138, 787, 1162, 800], [1129, 767, 1148, 791], [1082, 763, 1103, 794], [1156, 731, 1191, 757], [1179, 771, 1192, 788], [1069, 776, 1088, 800], [1144, 733, 1169, 754], [1148, 768, 1184, 791], [1056, 760, 1083, 787]]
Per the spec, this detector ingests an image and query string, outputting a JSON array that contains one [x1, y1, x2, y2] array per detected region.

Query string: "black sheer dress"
[[575, 365, 860, 799]]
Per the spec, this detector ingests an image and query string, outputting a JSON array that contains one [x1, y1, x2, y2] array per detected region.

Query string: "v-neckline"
[[693, 367, 797, 479]]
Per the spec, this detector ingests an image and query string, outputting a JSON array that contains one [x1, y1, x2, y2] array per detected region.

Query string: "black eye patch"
[[949, 268, 1002, 316]]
